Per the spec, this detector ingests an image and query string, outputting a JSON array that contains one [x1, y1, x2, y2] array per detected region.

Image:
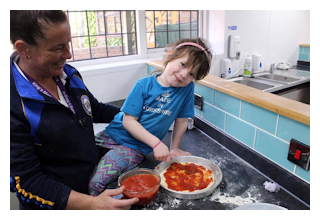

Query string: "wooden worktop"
[[147, 60, 310, 125]]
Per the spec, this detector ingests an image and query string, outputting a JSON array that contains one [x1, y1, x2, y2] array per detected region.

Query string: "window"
[[145, 10, 199, 49], [66, 10, 137, 62]]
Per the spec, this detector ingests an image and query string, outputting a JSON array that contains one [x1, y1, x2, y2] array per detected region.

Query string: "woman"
[[10, 10, 138, 210]]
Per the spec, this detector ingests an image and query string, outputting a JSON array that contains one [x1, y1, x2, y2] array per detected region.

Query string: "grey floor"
[[10, 192, 19, 210]]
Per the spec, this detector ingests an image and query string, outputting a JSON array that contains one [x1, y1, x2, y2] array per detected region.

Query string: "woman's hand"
[[166, 148, 191, 162], [153, 142, 170, 161], [91, 186, 139, 210]]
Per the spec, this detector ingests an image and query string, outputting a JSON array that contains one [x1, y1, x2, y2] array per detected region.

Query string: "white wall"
[[78, 59, 154, 103], [74, 10, 310, 103], [208, 10, 310, 77], [267, 10, 310, 65]]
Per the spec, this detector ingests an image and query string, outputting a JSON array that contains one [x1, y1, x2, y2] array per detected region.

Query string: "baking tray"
[[234, 203, 287, 210], [154, 156, 223, 199]]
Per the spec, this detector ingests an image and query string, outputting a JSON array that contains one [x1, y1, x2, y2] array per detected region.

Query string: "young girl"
[[89, 38, 213, 196]]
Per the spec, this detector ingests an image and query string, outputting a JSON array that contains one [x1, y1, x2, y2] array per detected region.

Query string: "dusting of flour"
[[209, 188, 260, 206], [145, 197, 182, 210]]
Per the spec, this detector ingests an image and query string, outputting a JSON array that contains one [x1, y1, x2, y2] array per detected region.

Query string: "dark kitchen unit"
[[272, 81, 310, 105], [272, 63, 310, 105]]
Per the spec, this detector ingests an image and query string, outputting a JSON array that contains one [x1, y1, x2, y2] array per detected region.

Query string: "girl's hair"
[[10, 10, 68, 47], [158, 38, 213, 80]]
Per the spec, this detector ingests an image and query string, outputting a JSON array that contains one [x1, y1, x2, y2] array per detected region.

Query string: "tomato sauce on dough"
[[163, 163, 213, 192]]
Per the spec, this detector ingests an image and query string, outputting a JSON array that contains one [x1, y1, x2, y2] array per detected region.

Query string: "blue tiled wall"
[[241, 101, 278, 135], [194, 82, 310, 183], [214, 90, 240, 117], [298, 45, 310, 62]]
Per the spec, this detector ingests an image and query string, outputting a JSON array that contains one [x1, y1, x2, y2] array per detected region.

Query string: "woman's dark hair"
[[10, 10, 68, 47]]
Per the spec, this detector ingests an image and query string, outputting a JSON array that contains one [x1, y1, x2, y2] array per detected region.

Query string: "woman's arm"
[[122, 113, 169, 161], [10, 107, 72, 209], [88, 90, 120, 123], [74, 71, 120, 123]]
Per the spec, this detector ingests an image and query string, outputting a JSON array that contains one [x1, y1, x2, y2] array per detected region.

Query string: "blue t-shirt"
[[105, 74, 195, 155]]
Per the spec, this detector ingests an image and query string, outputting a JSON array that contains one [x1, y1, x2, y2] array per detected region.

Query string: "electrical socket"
[[287, 139, 310, 171], [194, 93, 203, 111]]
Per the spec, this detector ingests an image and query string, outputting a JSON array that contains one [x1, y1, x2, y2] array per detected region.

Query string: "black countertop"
[[106, 128, 309, 210]]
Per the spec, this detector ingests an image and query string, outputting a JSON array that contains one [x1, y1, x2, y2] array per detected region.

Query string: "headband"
[[175, 42, 211, 67]]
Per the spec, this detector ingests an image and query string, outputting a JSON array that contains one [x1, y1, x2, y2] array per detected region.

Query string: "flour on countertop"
[[209, 188, 260, 206], [186, 201, 194, 206], [171, 198, 181, 207], [147, 196, 182, 210]]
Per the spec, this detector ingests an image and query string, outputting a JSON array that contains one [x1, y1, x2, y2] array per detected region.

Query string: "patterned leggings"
[[89, 131, 145, 196]]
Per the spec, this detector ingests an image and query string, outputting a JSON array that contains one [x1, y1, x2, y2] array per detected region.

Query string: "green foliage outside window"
[[85, 11, 97, 47], [103, 37, 124, 47], [74, 11, 98, 48]]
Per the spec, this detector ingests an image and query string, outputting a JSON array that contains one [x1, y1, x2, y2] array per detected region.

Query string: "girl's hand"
[[166, 148, 191, 162], [153, 142, 170, 161]]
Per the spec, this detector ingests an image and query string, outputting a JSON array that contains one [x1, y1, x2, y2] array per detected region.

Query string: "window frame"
[[145, 10, 200, 49], [66, 10, 138, 63], [69, 10, 204, 67]]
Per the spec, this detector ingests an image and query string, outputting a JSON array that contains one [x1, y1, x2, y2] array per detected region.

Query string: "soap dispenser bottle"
[[243, 54, 252, 77]]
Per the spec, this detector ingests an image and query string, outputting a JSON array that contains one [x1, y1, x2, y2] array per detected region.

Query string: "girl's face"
[[158, 54, 199, 88], [27, 21, 72, 78]]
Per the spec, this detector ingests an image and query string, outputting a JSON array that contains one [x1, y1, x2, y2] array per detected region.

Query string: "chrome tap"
[[269, 63, 281, 74], [224, 68, 244, 79], [220, 71, 228, 79]]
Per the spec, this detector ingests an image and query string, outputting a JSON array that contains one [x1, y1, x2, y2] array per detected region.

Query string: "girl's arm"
[[167, 118, 192, 161], [122, 113, 169, 161]]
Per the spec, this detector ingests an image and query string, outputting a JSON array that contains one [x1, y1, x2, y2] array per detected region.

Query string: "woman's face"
[[27, 21, 72, 78], [160, 55, 199, 88]]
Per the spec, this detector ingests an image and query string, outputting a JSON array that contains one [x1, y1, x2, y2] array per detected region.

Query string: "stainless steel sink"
[[255, 74, 300, 83], [226, 69, 309, 93], [232, 79, 274, 90], [227, 77, 283, 91]]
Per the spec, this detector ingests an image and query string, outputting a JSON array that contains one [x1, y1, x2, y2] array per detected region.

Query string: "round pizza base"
[[159, 162, 214, 194]]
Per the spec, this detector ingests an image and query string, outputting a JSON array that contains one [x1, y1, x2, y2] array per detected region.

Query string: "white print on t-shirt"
[[156, 90, 171, 103], [143, 90, 172, 116], [143, 106, 172, 116], [157, 103, 164, 108]]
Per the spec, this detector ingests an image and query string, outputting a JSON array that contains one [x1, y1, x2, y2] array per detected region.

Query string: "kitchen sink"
[[255, 74, 300, 83], [226, 69, 309, 94], [227, 77, 283, 91]]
